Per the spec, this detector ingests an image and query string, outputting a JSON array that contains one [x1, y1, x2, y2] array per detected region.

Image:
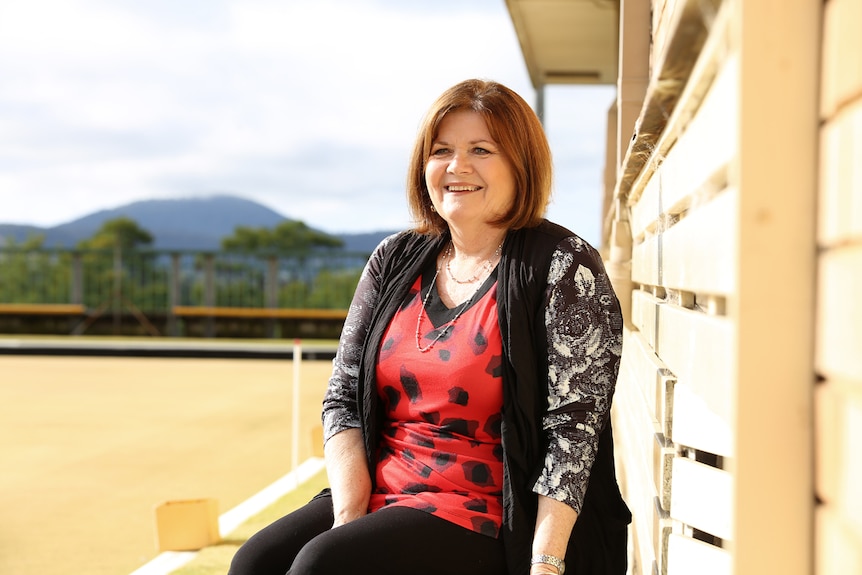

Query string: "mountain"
[[52, 195, 287, 250], [336, 231, 396, 253], [0, 195, 394, 252], [0, 224, 45, 244]]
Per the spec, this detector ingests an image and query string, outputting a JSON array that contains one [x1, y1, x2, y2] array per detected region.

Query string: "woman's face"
[[425, 110, 516, 230]]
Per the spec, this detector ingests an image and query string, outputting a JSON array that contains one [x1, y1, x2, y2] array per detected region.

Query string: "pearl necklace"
[[444, 240, 505, 285]]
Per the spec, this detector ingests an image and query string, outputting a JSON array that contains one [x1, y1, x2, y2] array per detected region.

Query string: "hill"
[[0, 195, 394, 252]]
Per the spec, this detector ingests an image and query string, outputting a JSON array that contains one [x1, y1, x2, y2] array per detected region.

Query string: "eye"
[[472, 147, 491, 155], [430, 147, 451, 157]]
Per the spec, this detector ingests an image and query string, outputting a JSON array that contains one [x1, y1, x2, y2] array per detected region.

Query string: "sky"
[[0, 0, 616, 246]]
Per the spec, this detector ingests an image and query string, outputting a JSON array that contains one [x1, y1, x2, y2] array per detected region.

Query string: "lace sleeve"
[[320, 235, 395, 442], [532, 236, 623, 513]]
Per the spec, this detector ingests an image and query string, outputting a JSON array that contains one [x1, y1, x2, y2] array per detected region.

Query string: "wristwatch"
[[531, 554, 566, 574]]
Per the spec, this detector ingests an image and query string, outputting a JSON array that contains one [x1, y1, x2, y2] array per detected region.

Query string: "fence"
[[0, 247, 368, 338]]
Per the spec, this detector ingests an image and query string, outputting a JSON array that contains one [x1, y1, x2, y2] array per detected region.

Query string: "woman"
[[228, 79, 631, 575]]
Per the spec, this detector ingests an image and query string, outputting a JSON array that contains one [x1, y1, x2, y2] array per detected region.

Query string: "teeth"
[[447, 185, 480, 192]]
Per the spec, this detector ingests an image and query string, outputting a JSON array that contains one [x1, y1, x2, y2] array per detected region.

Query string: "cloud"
[[0, 0, 613, 245]]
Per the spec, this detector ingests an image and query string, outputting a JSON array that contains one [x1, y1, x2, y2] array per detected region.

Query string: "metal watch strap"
[[530, 554, 565, 574]]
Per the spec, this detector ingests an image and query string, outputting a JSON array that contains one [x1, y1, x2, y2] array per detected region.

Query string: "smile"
[[446, 185, 481, 192]]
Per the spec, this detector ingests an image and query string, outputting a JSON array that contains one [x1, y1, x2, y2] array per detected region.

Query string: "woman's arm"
[[324, 428, 372, 527], [531, 495, 578, 574], [320, 235, 396, 527], [531, 236, 624, 562]]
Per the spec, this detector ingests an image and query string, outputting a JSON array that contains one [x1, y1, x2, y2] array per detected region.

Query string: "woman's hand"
[[324, 428, 372, 528]]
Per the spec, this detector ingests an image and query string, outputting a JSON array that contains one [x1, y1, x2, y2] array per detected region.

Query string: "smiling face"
[[424, 110, 517, 231]]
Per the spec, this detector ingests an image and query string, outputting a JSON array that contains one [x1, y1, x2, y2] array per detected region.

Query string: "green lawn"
[[169, 468, 329, 575]]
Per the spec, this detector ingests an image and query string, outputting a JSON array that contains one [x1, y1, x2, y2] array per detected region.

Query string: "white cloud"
[[0, 0, 614, 245]]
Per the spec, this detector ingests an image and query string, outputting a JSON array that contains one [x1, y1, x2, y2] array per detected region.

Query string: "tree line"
[[4, 216, 346, 253], [0, 217, 365, 311]]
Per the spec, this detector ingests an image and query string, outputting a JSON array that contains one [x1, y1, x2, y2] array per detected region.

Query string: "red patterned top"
[[369, 271, 504, 537]]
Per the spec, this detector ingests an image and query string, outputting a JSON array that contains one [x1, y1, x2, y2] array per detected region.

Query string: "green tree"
[[221, 220, 343, 253], [0, 233, 70, 304], [3, 233, 47, 249], [75, 217, 161, 313], [77, 217, 154, 250]]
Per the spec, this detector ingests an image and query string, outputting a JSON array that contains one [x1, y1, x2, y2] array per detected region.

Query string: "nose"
[[446, 150, 473, 174]]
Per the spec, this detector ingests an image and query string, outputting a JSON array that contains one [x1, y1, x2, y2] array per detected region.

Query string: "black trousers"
[[227, 493, 507, 575]]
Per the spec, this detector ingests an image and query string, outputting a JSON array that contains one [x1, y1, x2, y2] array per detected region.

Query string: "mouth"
[[445, 185, 482, 192]]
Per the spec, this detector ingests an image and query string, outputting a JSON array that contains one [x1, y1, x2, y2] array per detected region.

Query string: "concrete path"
[[0, 354, 331, 575]]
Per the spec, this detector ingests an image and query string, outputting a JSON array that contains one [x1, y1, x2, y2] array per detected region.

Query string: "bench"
[[171, 306, 348, 320], [170, 306, 348, 339], [0, 303, 86, 315], [0, 303, 88, 336]]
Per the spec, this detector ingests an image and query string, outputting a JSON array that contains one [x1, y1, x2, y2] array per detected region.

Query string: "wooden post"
[[266, 256, 278, 338], [204, 254, 215, 338], [731, 0, 819, 572], [168, 253, 180, 337], [113, 245, 122, 335], [70, 252, 83, 305], [616, 0, 650, 164]]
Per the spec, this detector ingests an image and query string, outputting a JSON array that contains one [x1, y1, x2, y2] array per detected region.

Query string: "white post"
[[292, 338, 302, 483]]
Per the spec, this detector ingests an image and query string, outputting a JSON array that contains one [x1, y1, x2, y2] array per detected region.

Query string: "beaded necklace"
[[444, 241, 505, 284], [415, 242, 502, 353], [414, 267, 474, 353]]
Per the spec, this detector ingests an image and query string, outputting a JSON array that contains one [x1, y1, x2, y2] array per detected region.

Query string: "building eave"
[[505, 0, 620, 87]]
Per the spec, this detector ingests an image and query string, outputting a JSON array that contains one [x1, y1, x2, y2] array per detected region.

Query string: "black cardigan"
[[356, 221, 631, 575]]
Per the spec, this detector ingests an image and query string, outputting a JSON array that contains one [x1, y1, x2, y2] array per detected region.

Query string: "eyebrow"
[[432, 138, 497, 146]]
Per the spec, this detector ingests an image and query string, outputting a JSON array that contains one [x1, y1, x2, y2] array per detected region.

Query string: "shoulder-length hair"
[[406, 79, 553, 235]]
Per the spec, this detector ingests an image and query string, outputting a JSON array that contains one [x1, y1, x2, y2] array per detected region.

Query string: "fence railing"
[[0, 247, 368, 337]]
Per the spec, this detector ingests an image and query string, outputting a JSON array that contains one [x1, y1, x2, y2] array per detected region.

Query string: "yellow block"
[[311, 425, 324, 458], [154, 498, 220, 552]]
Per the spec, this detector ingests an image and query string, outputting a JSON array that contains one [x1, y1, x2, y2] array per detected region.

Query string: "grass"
[[169, 468, 330, 575]]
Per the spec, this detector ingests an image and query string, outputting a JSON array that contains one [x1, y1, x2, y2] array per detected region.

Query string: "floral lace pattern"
[[321, 234, 395, 438], [534, 236, 622, 512]]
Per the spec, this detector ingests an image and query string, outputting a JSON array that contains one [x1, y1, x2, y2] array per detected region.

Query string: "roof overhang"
[[506, 0, 619, 87]]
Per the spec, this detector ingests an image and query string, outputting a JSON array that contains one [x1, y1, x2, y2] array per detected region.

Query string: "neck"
[[448, 227, 507, 260]]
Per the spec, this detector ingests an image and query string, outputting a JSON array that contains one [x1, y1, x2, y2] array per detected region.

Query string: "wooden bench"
[[171, 306, 348, 339], [0, 303, 88, 336], [0, 303, 86, 316], [171, 306, 348, 320]]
